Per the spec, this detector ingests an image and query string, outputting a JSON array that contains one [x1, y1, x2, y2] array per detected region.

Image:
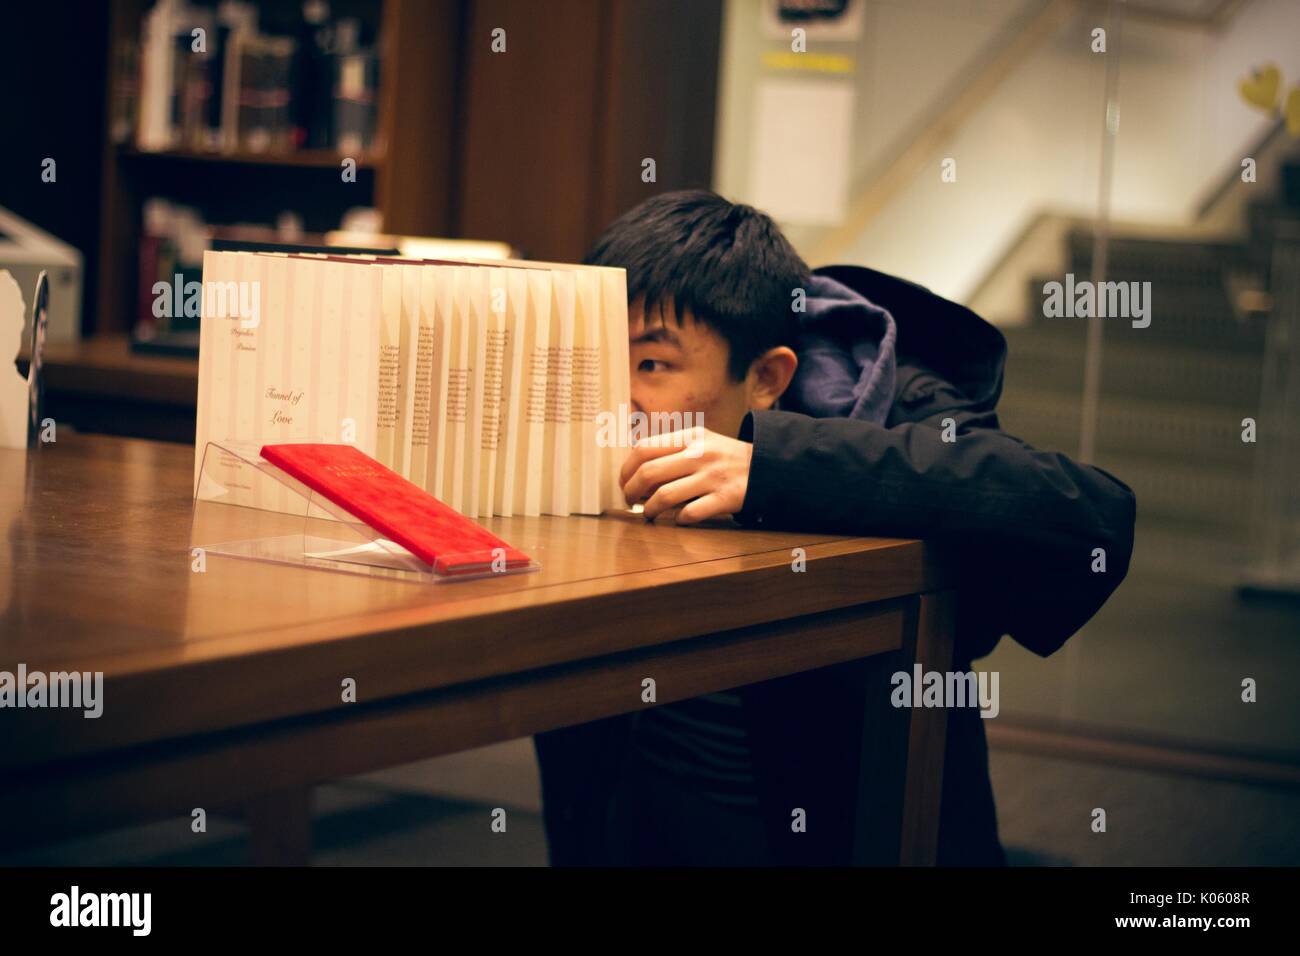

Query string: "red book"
[[259, 443, 532, 576]]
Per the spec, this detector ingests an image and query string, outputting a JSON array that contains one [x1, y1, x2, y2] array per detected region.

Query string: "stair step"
[[1022, 276, 1267, 351], [1093, 452, 1254, 530], [972, 422, 1252, 528], [997, 386, 1258, 466], [1000, 326, 1263, 405], [1246, 200, 1300, 240], [1064, 229, 1250, 283]]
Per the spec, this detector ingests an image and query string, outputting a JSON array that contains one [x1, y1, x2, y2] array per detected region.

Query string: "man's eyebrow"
[[630, 325, 682, 348]]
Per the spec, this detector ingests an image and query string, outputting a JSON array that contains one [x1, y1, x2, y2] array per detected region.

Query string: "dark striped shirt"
[[629, 689, 760, 808]]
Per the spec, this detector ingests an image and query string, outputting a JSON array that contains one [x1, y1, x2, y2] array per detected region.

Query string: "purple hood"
[[779, 273, 898, 425]]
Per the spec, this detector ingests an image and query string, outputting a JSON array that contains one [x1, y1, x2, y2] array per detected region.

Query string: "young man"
[[533, 190, 1137, 866]]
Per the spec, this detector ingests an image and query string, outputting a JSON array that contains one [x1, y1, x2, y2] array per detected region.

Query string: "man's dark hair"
[[584, 189, 810, 381]]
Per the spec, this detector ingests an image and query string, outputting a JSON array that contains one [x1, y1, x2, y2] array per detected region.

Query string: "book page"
[[520, 270, 552, 516], [343, 260, 383, 460], [487, 267, 525, 516], [193, 249, 237, 492], [420, 265, 454, 499], [406, 265, 430, 489], [597, 267, 631, 510], [375, 263, 402, 473], [398, 264, 424, 483], [479, 268, 509, 517], [443, 266, 471, 514], [571, 269, 602, 514], [463, 266, 488, 518], [265, 252, 301, 514], [288, 254, 382, 459], [544, 270, 575, 516]]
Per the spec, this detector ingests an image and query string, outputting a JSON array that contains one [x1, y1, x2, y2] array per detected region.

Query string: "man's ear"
[[748, 346, 798, 411]]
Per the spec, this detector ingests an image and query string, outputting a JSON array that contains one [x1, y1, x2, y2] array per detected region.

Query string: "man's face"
[[628, 298, 756, 440]]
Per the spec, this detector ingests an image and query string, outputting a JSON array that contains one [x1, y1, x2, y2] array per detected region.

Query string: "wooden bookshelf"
[[87, 0, 723, 426], [95, 0, 461, 337]]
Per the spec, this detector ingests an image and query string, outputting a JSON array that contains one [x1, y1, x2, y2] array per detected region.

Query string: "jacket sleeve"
[[734, 406, 1137, 660]]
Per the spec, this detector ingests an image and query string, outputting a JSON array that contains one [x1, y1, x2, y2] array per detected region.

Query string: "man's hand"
[[619, 426, 753, 524]]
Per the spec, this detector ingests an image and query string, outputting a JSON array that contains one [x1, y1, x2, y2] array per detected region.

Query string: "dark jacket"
[[533, 264, 1138, 866]]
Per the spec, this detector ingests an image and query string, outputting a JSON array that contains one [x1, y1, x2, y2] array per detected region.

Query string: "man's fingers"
[[642, 472, 712, 521], [619, 427, 706, 487], [675, 492, 728, 525], [622, 447, 701, 505], [619, 441, 677, 488]]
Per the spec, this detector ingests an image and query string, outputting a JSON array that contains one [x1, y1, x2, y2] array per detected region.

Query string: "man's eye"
[[637, 359, 669, 373]]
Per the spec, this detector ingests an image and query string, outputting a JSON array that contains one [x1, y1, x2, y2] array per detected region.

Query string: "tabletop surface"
[[0, 434, 947, 764]]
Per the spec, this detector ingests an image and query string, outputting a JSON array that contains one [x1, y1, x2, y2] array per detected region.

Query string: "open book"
[[193, 250, 630, 517]]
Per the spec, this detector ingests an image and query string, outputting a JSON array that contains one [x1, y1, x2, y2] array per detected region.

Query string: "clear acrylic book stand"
[[190, 441, 540, 584]]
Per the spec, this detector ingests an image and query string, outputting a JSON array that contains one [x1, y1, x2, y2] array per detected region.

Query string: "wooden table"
[[0, 434, 956, 865]]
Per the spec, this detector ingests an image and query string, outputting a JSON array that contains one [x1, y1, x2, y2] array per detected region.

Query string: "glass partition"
[[714, 0, 1300, 757]]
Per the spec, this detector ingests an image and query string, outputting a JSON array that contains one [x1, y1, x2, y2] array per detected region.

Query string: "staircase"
[[995, 158, 1300, 543]]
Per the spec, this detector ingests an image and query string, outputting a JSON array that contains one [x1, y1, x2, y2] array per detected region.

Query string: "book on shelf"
[[194, 251, 631, 518], [130, 0, 378, 156]]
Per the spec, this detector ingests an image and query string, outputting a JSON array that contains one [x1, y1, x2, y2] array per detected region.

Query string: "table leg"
[[899, 590, 956, 865], [853, 589, 956, 866], [245, 787, 313, 866]]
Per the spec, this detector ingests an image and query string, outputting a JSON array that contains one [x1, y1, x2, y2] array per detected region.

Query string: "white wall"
[[714, 0, 1300, 302]]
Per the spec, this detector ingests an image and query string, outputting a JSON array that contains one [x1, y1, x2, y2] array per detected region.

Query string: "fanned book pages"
[[193, 251, 630, 517]]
